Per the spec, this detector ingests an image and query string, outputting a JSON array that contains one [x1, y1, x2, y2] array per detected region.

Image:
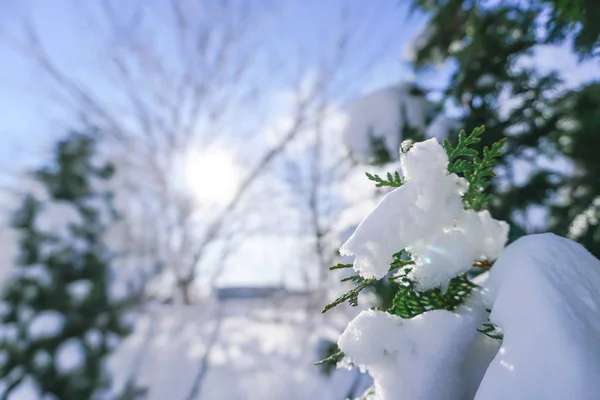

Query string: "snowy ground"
[[109, 298, 368, 400]]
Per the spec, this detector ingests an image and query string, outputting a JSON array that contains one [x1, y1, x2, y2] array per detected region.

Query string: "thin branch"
[[19, 20, 128, 142]]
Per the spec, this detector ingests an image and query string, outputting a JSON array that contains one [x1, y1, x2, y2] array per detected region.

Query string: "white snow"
[[338, 292, 490, 400], [85, 329, 103, 349], [403, 25, 437, 63], [108, 301, 361, 400], [18, 306, 34, 322], [333, 160, 402, 240], [66, 280, 93, 301], [425, 114, 458, 142], [343, 84, 430, 162], [568, 196, 600, 240], [33, 350, 52, 369], [477, 233, 600, 399], [145, 270, 178, 301], [476, 74, 496, 89], [4, 377, 38, 400], [0, 214, 18, 286], [55, 339, 85, 374], [35, 201, 82, 238], [10, 264, 52, 286], [340, 138, 508, 289], [29, 311, 65, 339]]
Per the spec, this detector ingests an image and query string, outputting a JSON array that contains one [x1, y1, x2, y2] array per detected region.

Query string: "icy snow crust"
[[476, 233, 600, 400], [340, 138, 508, 290]]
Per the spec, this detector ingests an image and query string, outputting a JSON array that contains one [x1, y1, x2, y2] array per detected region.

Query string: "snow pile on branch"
[[426, 114, 460, 142], [343, 84, 429, 162], [340, 138, 508, 290], [338, 292, 493, 400], [476, 233, 600, 399]]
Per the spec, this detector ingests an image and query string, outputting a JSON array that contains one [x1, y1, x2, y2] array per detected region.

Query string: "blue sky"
[[0, 0, 422, 171], [3, 1, 595, 169]]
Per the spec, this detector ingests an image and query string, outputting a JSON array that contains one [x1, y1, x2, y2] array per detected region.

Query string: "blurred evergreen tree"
[[0, 133, 143, 399], [547, 82, 600, 251], [540, 0, 600, 58], [409, 0, 600, 255]]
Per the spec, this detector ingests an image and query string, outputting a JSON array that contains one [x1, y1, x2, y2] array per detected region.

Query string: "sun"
[[183, 149, 239, 204]]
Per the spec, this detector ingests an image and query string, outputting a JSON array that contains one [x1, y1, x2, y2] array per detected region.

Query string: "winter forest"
[[0, 0, 599, 399]]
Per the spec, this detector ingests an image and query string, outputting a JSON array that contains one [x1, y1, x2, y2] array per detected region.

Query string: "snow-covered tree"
[[320, 127, 509, 398], [323, 127, 600, 399], [0, 133, 138, 399]]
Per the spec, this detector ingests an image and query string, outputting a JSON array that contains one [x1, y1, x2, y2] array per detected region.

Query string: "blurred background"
[[0, 0, 598, 399]]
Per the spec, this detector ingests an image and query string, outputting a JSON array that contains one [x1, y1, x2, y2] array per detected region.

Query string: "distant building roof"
[[216, 286, 280, 300], [215, 286, 307, 300]]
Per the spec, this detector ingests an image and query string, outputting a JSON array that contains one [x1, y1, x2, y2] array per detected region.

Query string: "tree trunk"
[[178, 279, 193, 305]]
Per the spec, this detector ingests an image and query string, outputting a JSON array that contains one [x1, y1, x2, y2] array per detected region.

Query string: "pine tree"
[[540, 0, 600, 58], [0, 132, 139, 399]]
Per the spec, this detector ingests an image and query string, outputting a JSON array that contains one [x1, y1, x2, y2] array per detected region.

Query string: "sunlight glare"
[[184, 150, 239, 204]]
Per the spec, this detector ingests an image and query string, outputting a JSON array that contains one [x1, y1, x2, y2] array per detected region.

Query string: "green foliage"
[[0, 132, 143, 399], [410, 0, 600, 259], [321, 275, 376, 313], [388, 268, 476, 318], [540, 0, 600, 58], [322, 252, 413, 313], [114, 378, 149, 400], [329, 263, 353, 270], [365, 171, 403, 188], [409, 0, 590, 248], [368, 134, 393, 165], [547, 83, 600, 256], [367, 279, 401, 311], [314, 346, 345, 375], [444, 126, 506, 211]]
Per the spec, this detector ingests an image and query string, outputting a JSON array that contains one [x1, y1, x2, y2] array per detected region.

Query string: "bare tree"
[[2, 0, 406, 310]]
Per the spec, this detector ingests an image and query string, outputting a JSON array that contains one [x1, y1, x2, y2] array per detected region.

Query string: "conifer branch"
[[329, 263, 353, 270], [444, 125, 506, 211], [314, 350, 345, 366], [477, 322, 504, 340], [323, 255, 413, 313], [388, 268, 476, 319], [473, 260, 493, 269], [322, 277, 376, 313], [365, 171, 403, 188], [478, 309, 504, 340]]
